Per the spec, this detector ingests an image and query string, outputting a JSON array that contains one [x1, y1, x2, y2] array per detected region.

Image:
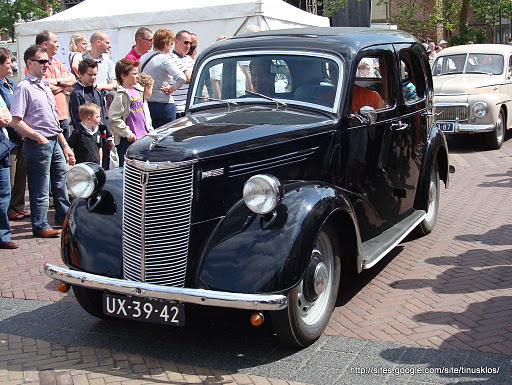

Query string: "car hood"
[[126, 105, 335, 163], [433, 74, 498, 95]]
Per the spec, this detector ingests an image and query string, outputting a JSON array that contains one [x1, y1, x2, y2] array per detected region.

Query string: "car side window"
[[352, 53, 393, 113], [399, 51, 425, 103]]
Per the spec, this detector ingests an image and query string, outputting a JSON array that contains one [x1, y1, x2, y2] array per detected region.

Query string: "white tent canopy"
[[15, 0, 329, 72]]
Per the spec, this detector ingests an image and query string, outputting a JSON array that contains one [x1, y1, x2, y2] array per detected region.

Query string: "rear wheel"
[[415, 160, 440, 236], [486, 109, 505, 150], [271, 224, 341, 347], [73, 286, 110, 319]]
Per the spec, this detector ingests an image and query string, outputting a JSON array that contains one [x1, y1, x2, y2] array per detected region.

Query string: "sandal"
[[8, 211, 24, 220], [18, 209, 28, 216]]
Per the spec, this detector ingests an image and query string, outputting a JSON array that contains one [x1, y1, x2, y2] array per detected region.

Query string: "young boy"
[[69, 58, 113, 169], [68, 103, 102, 165]]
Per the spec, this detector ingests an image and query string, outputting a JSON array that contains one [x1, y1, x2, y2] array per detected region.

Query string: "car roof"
[[231, 27, 418, 48], [436, 44, 512, 56]]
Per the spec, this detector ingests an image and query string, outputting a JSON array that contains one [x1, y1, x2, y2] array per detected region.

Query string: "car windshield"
[[433, 53, 504, 75], [190, 53, 341, 111]]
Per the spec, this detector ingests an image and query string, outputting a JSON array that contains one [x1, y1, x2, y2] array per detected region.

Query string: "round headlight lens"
[[473, 102, 488, 118], [67, 164, 96, 198], [243, 174, 283, 214]]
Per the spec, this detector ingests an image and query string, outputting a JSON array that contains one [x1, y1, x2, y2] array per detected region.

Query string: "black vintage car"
[[46, 28, 449, 347]]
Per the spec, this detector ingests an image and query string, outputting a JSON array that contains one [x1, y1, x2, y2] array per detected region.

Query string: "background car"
[[432, 44, 512, 149], [46, 28, 450, 347]]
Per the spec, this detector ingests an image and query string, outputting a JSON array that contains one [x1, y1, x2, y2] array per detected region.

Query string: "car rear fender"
[[196, 182, 361, 294], [414, 125, 450, 210]]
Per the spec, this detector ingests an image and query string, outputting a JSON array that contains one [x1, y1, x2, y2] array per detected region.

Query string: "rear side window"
[[352, 53, 395, 112], [399, 51, 425, 103]]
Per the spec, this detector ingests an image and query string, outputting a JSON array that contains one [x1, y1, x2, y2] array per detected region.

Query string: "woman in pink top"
[[108, 59, 153, 167]]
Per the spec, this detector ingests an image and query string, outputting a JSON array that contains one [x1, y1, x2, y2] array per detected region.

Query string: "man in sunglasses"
[[125, 27, 153, 63], [170, 30, 195, 118], [10, 45, 75, 238]]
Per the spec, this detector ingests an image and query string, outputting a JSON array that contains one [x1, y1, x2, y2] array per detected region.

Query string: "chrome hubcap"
[[297, 231, 334, 326]]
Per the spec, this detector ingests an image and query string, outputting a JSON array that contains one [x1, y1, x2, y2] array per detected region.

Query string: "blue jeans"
[[148, 102, 176, 128], [116, 138, 131, 168], [60, 119, 70, 140], [0, 167, 11, 243], [23, 138, 70, 234]]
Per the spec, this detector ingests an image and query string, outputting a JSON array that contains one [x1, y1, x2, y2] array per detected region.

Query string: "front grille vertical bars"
[[122, 160, 195, 287]]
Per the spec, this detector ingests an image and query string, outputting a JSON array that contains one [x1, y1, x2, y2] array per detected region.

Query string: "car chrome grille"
[[435, 104, 468, 122], [122, 160, 194, 287]]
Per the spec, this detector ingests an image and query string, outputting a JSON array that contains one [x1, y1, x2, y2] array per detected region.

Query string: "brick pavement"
[[0, 135, 511, 383], [327, 135, 512, 355]]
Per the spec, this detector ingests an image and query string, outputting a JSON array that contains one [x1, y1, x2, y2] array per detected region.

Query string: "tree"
[[322, 0, 512, 42], [0, 0, 61, 41]]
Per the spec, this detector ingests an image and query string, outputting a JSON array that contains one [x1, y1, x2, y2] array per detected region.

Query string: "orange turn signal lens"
[[250, 312, 264, 327], [57, 282, 70, 293]]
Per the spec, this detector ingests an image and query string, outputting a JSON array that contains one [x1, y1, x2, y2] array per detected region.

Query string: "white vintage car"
[[433, 44, 512, 149]]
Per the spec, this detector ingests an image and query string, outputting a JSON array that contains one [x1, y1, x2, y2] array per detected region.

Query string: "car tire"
[[486, 109, 505, 150], [73, 286, 111, 320], [270, 223, 341, 347], [415, 160, 440, 236]]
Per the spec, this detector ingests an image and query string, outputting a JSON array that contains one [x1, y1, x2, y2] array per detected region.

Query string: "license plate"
[[436, 122, 454, 133], [103, 293, 185, 326]]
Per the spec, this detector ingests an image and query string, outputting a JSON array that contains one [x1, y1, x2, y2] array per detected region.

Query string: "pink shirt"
[[125, 88, 147, 139]]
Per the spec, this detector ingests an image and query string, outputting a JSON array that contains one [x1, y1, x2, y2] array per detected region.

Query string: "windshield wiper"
[[193, 96, 238, 108], [245, 90, 287, 109]]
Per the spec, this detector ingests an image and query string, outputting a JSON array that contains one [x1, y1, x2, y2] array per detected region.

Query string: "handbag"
[[0, 132, 15, 168]]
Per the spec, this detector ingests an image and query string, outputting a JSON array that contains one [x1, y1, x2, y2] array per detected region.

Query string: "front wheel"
[[271, 224, 341, 347], [486, 109, 505, 150], [415, 160, 440, 236]]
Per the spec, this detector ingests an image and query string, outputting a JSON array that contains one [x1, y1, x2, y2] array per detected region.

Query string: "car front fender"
[[196, 182, 359, 294], [61, 168, 123, 277]]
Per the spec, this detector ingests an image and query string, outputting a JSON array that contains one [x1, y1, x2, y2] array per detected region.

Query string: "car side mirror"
[[359, 105, 377, 125]]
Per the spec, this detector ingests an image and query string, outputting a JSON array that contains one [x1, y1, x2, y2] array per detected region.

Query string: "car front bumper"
[[440, 121, 495, 134], [45, 263, 288, 311]]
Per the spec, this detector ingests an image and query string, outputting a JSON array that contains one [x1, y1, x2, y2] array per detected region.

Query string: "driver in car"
[[249, 59, 276, 96]]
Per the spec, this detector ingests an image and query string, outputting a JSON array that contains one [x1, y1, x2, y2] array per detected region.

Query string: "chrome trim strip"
[[363, 212, 426, 269], [189, 50, 344, 115], [126, 158, 198, 171], [140, 172, 148, 282], [45, 263, 288, 311]]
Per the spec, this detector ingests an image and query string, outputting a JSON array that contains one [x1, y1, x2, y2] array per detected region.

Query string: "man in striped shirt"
[[170, 30, 194, 118]]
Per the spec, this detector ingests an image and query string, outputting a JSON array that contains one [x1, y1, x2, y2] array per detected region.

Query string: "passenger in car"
[[352, 84, 385, 113]]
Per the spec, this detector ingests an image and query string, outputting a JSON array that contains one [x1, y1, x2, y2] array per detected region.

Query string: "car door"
[[393, 43, 430, 221], [344, 45, 402, 237]]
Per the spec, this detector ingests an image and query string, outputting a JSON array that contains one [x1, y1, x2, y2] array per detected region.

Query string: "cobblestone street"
[[0, 134, 511, 384]]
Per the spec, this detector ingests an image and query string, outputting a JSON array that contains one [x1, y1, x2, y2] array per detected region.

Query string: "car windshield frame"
[[189, 50, 344, 115], [433, 53, 505, 76]]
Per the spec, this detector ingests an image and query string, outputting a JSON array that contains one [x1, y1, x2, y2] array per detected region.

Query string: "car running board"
[[361, 210, 426, 269]]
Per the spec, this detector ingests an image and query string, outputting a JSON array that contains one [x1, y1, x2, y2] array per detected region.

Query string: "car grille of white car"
[[435, 104, 468, 122], [122, 159, 194, 287]]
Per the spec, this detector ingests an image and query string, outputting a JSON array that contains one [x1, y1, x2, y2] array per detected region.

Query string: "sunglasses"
[[30, 59, 49, 65], [141, 38, 153, 42]]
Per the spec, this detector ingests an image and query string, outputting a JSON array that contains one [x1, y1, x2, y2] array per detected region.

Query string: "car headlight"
[[473, 102, 488, 118], [67, 163, 106, 199], [243, 174, 284, 214]]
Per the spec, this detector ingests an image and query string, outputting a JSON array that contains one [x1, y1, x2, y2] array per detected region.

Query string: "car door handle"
[[391, 122, 409, 131], [421, 111, 434, 117]]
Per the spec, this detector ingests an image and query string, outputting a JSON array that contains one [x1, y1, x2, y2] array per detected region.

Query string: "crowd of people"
[[0, 26, 198, 247]]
